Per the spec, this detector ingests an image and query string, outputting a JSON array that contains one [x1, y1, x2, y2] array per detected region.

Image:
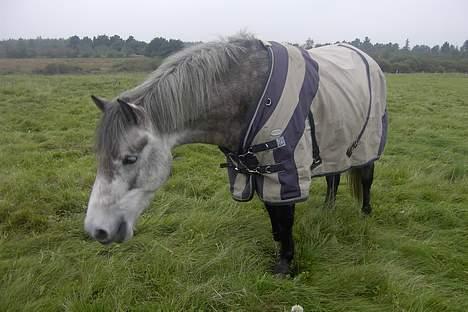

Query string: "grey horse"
[[84, 34, 384, 275]]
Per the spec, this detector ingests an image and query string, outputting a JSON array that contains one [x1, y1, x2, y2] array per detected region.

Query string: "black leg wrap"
[[266, 205, 281, 242], [273, 257, 291, 275], [362, 204, 372, 215], [265, 204, 295, 275]]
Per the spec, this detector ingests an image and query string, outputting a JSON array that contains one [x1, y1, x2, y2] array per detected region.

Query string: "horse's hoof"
[[273, 258, 291, 276], [324, 197, 336, 208], [362, 205, 372, 215]]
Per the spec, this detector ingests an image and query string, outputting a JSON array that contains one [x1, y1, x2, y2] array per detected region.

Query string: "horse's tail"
[[347, 168, 362, 203]]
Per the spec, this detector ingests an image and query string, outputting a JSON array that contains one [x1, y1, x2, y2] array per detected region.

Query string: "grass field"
[[0, 73, 467, 311], [0, 57, 162, 75]]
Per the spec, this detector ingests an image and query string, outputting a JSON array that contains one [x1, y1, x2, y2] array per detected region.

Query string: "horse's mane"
[[96, 33, 257, 169], [120, 33, 256, 133]]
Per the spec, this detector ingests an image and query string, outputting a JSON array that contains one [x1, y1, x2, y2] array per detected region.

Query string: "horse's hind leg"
[[265, 204, 295, 275], [325, 174, 341, 207], [361, 162, 375, 215]]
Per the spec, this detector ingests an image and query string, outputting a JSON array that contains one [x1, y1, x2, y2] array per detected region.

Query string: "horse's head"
[[84, 96, 173, 244]]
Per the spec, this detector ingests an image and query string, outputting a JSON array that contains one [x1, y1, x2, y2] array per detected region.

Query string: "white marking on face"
[[85, 129, 186, 244]]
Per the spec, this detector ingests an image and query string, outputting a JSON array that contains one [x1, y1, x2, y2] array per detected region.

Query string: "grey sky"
[[1, 0, 467, 47]]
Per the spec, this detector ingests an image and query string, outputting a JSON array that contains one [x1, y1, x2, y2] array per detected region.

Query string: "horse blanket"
[[220, 41, 387, 205]]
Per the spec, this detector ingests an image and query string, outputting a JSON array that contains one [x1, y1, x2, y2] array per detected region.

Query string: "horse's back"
[[308, 44, 387, 177]]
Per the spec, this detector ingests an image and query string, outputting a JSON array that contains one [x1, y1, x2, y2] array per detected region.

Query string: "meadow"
[[0, 57, 161, 75], [0, 72, 467, 311]]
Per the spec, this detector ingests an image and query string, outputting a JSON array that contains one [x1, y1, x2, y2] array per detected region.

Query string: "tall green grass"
[[0, 74, 467, 311]]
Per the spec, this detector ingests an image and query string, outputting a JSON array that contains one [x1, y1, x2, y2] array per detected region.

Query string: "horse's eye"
[[123, 155, 138, 165]]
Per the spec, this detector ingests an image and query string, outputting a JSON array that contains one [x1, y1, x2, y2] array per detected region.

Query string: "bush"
[[33, 63, 83, 75], [111, 57, 162, 72]]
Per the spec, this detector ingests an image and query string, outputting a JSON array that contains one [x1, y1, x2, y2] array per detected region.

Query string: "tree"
[[68, 35, 80, 49], [303, 37, 314, 49], [78, 36, 94, 57], [15, 39, 28, 58], [412, 45, 431, 54], [462, 40, 468, 56], [403, 38, 410, 51], [145, 37, 183, 57], [68, 35, 80, 57], [361, 36, 373, 52], [441, 41, 450, 54], [93, 35, 110, 47], [125, 36, 147, 55], [109, 35, 124, 52], [350, 38, 362, 48]]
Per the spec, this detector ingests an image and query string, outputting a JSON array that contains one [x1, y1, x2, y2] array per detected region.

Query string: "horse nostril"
[[115, 220, 128, 243], [94, 228, 109, 242]]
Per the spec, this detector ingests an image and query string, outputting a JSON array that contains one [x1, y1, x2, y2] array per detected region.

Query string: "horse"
[[84, 34, 387, 275]]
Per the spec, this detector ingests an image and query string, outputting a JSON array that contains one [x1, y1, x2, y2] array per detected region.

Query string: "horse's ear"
[[117, 98, 138, 125], [91, 95, 108, 112]]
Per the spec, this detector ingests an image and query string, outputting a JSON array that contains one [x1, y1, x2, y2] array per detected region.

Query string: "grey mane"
[[120, 33, 258, 133], [96, 33, 262, 171]]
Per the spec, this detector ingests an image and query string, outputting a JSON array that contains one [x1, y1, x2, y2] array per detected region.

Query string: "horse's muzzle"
[[86, 219, 130, 245]]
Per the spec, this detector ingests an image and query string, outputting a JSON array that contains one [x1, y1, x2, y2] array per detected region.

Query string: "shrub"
[[111, 57, 162, 72], [33, 63, 83, 75]]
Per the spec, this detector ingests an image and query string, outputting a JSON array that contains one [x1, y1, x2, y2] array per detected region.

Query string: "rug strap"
[[218, 143, 285, 175], [308, 110, 322, 169]]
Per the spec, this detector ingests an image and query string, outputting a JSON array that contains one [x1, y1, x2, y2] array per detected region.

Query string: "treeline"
[[0, 35, 185, 58], [304, 37, 468, 73], [1, 34, 468, 73]]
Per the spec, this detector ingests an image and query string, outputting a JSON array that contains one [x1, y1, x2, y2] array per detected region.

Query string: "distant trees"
[[362, 36, 373, 52], [145, 37, 184, 57], [403, 39, 410, 51], [303, 38, 314, 50], [303, 37, 468, 73], [440, 42, 451, 54], [1, 34, 468, 73], [0, 35, 185, 58], [412, 45, 431, 54], [463, 40, 468, 52], [124, 36, 147, 55]]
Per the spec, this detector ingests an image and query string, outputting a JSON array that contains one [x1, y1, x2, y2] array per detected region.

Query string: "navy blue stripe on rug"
[[243, 41, 289, 150], [227, 167, 254, 201], [238, 41, 273, 154], [274, 48, 319, 200]]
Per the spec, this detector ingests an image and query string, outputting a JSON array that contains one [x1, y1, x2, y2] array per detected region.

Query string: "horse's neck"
[[176, 41, 270, 150]]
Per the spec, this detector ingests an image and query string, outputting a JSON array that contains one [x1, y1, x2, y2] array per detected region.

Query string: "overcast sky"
[[1, 0, 467, 47]]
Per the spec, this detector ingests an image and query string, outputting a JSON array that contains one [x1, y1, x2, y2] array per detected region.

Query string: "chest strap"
[[219, 137, 286, 175]]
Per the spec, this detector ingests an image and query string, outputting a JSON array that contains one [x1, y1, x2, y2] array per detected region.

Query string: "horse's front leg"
[[265, 203, 295, 275]]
